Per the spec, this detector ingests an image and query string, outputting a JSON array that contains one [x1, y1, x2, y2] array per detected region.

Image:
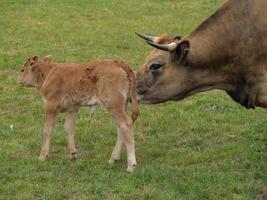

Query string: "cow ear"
[[43, 55, 53, 63], [176, 41, 190, 64]]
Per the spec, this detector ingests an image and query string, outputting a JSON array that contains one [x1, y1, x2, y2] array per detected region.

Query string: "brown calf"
[[18, 55, 139, 172]]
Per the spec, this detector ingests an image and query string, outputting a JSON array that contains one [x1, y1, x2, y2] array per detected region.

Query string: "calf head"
[[136, 33, 191, 104], [18, 55, 53, 87]]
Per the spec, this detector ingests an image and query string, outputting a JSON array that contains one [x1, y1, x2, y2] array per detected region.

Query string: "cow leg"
[[107, 105, 136, 172], [108, 127, 123, 164], [64, 109, 79, 160], [39, 111, 58, 161], [257, 89, 267, 107]]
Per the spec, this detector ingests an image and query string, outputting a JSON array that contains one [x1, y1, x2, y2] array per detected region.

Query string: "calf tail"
[[118, 63, 139, 123], [129, 70, 139, 123]]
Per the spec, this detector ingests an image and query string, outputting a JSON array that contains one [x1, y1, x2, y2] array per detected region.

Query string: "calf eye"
[[21, 69, 24, 72], [149, 63, 163, 71]]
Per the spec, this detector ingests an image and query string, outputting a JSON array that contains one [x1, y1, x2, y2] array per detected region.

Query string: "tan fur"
[[18, 55, 139, 172], [155, 34, 173, 44]]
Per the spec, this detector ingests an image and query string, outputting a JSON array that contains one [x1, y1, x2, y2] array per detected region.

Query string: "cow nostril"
[[137, 86, 147, 95], [137, 79, 153, 95]]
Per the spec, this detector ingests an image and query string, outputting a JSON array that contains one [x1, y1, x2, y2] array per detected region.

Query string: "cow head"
[[18, 55, 53, 87], [136, 33, 191, 104]]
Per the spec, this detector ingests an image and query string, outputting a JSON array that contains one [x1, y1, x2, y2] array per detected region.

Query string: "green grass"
[[0, 0, 266, 199]]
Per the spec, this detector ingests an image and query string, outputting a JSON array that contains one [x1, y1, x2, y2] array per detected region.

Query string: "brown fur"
[[18, 55, 139, 172], [136, 0, 267, 109]]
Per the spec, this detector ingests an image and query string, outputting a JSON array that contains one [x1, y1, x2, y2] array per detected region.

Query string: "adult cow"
[[136, 0, 267, 108]]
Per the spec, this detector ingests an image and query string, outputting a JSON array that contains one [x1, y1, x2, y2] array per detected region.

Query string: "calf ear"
[[43, 55, 53, 63], [173, 35, 182, 40], [176, 41, 190, 64], [29, 55, 38, 66], [32, 55, 38, 61]]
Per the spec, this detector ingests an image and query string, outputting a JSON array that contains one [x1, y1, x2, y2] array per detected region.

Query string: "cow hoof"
[[68, 152, 77, 160]]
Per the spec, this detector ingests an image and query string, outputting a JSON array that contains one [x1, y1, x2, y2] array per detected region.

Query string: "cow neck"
[[182, 31, 235, 94], [183, 1, 249, 94], [36, 63, 55, 90]]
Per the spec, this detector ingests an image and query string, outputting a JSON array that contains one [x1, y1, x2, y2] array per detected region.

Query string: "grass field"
[[0, 0, 266, 199]]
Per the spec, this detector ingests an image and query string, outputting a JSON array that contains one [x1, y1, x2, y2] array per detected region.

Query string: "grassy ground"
[[0, 0, 266, 199]]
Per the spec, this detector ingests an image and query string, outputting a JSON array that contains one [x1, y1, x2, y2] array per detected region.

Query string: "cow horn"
[[146, 41, 177, 51], [135, 32, 158, 42]]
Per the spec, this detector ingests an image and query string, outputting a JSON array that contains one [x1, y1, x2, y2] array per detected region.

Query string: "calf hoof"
[[68, 152, 77, 160], [126, 163, 137, 173], [38, 155, 47, 161], [108, 158, 119, 165]]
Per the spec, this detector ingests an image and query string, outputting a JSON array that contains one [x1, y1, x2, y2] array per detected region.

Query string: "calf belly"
[[60, 92, 101, 112]]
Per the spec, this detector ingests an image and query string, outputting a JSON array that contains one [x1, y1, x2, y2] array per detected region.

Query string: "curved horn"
[[146, 41, 177, 51], [135, 32, 158, 42]]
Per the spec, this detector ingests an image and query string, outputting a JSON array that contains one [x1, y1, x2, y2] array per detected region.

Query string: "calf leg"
[[108, 128, 123, 164], [64, 109, 79, 160], [121, 119, 137, 172], [39, 111, 58, 161], [109, 103, 129, 163], [108, 105, 136, 172]]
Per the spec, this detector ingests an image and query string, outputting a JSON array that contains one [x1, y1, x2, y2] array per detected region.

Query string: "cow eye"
[[149, 63, 163, 71], [21, 69, 24, 72]]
